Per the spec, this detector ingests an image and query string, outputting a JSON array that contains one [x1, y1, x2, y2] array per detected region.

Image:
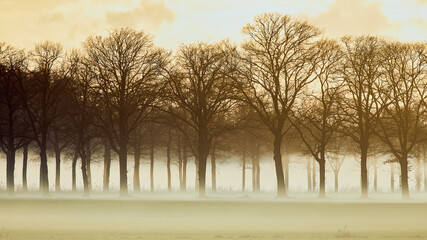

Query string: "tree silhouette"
[[24, 41, 67, 195], [338, 36, 385, 198], [235, 13, 321, 197], [374, 42, 426, 199], [83, 28, 168, 196], [0, 43, 29, 195], [165, 41, 238, 196], [290, 39, 343, 198]]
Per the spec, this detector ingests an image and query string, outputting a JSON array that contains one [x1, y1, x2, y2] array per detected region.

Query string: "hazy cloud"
[[38, 12, 64, 24], [0, 0, 424, 51], [310, 0, 392, 38], [0, 0, 74, 12], [106, 0, 175, 30]]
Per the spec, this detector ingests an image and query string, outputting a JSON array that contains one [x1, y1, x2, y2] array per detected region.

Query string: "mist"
[[1, 3, 426, 239]]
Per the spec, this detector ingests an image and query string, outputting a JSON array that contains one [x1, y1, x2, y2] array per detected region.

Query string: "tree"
[[0, 43, 29, 195], [290, 39, 343, 198], [49, 75, 75, 192], [169, 121, 193, 192], [83, 28, 168, 196], [166, 41, 238, 196], [24, 41, 66, 195], [102, 137, 112, 192], [236, 13, 320, 197], [130, 124, 143, 192], [338, 36, 385, 198], [66, 50, 98, 195], [144, 119, 163, 191], [326, 138, 350, 192], [374, 42, 426, 199], [208, 133, 235, 193]]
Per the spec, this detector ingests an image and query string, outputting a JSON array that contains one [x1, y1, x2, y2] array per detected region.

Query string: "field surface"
[[0, 194, 426, 240]]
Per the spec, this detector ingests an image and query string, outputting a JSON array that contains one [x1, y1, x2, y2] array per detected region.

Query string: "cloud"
[[309, 0, 393, 38], [38, 12, 64, 24], [411, 18, 427, 28], [0, 0, 74, 13], [106, 0, 175, 30]]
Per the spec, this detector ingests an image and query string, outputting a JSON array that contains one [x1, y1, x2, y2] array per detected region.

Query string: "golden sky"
[[0, 0, 426, 51]]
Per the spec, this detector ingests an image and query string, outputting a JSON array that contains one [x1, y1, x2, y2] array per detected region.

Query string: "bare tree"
[[102, 137, 111, 191], [49, 86, 74, 192], [166, 41, 238, 197], [24, 41, 66, 195], [374, 42, 426, 199], [0, 43, 29, 195], [67, 50, 98, 195], [326, 138, 350, 192], [338, 36, 385, 198], [290, 39, 343, 197], [143, 119, 163, 191], [84, 28, 168, 196], [130, 124, 143, 192], [235, 13, 320, 197]]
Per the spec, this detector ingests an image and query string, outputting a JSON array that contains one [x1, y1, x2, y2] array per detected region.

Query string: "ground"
[[0, 193, 427, 240]]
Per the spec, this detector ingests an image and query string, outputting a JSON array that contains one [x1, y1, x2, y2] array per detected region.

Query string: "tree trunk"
[[6, 150, 16, 195], [195, 157, 199, 193], [360, 142, 369, 198], [312, 157, 317, 191], [39, 136, 49, 196], [334, 170, 339, 192], [103, 138, 111, 192], [252, 158, 256, 192], [198, 153, 207, 197], [318, 155, 326, 198], [255, 142, 261, 192], [374, 159, 378, 192], [6, 105, 15, 195], [252, 145, 261, 193], [118, 107, 128, 196], [133, 143, 141, 192], [178, 139, 183, 191], [150, 140, 154, 191], [54, 129, 61, 192], [118, 145, 128, 196], [400, 153, 410, 199], [241, 142, 246, 192], [273, 133, 286, 197], [22, 144, 28, 192], [307, 157, 312, 192], [196, 128, 210, 197], [167, 129, 172, 192], [211, 146, 217, 193], [80, 153, 89, 196], [54, 147, 61, 192], [416, 157, 421, 191], [283, 146, 289, 191], [72, 150, 78, 192], [86, 142, 92, 191], [390, 163, 395, 192], [182, 146, 188, 191]]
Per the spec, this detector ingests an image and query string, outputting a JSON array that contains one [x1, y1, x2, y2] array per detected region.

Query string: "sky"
[[0, 0, 426, 51]]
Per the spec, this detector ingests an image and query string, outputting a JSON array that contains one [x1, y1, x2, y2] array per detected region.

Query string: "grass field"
[[1, 194, 426, 240]]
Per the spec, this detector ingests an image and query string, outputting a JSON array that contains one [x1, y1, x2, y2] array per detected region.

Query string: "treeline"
[[0, 13, 426, 199]]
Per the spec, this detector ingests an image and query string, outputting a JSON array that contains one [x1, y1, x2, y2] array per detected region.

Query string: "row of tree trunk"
[[10, 139, 427, 194]]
